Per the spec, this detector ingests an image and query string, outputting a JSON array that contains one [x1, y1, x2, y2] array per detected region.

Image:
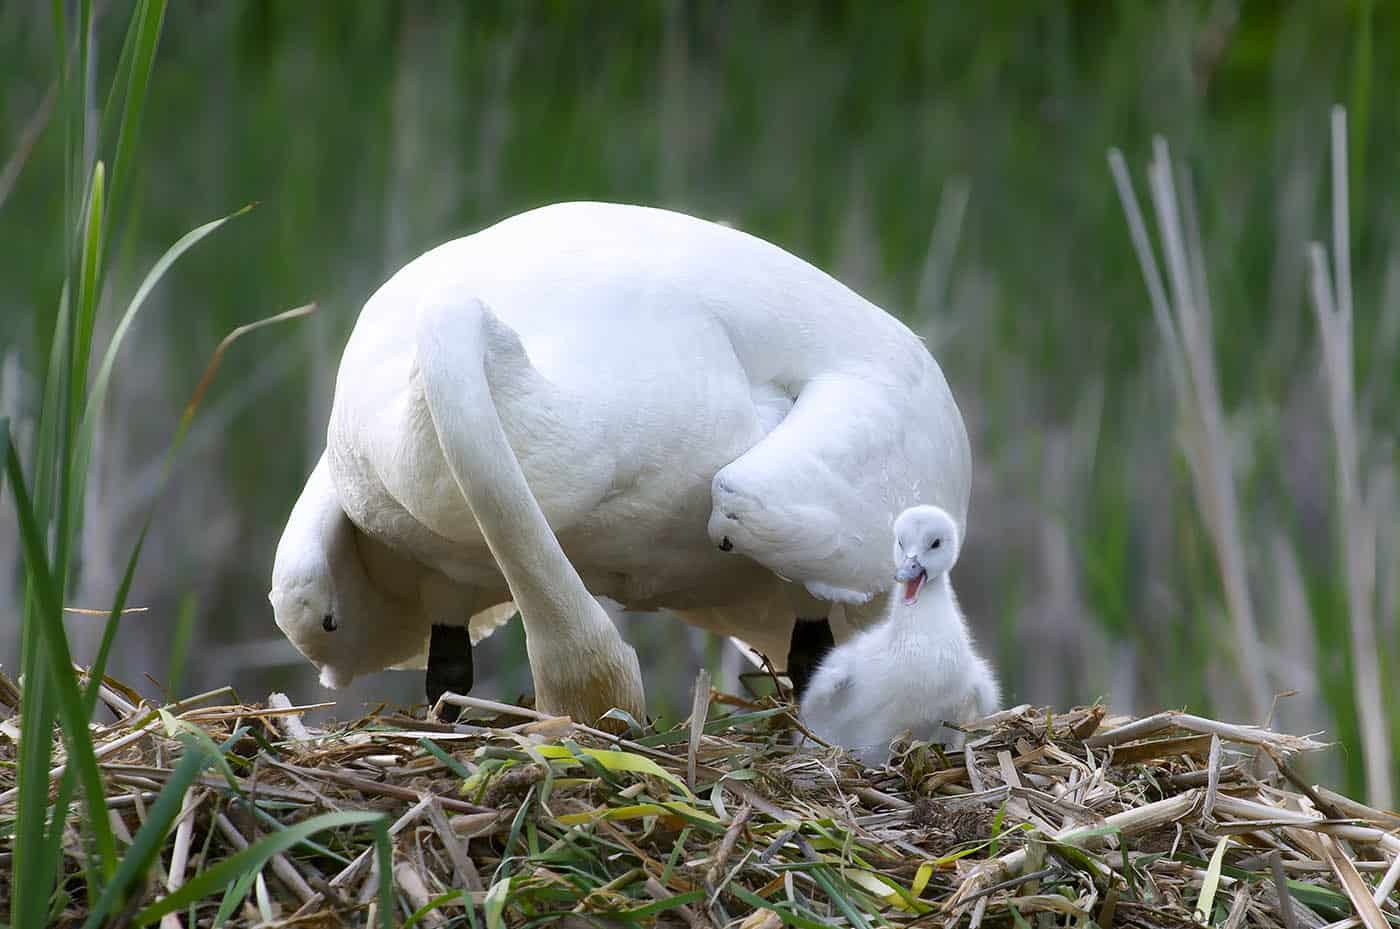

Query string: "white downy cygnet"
[[799, 504, 1000, 764]]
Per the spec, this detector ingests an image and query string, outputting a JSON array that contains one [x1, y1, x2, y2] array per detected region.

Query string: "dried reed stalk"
[[1304, 105, 1393, 809], [1109, 141, 1271, 721]]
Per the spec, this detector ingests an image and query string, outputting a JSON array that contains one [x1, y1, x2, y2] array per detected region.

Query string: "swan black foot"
[[426, 623, 473, 722], [786, 617, 834, 704]]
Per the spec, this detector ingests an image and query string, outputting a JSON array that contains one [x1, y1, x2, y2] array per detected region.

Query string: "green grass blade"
[[4, 441, 119, 880], [49, 164, 104, 683], [132, 811, 390, 925], [483, 876, 511, 929], [54, 161, 106, 615], [212, 868, 259, 928], [50, 0, 71, 253], [403, 891, 472, 929], [76, 0, 92, 194], [157, 711, 242, 796], [12, 598, 58, 929], [72, 160, 104, 420], [417, 737, 473, 779], [97, 0, 143, 150], [2, 420, 58, 929], [728, 886, 832, 929], [617, 889, 706, 919], [31, 285, 69, 520], [246, 806, 352, 866], [79, 204, 254, 452], [374, 821, 394, 929], [69, 203, 255, 688], [105, 0, 167, 235], [1194, 836, 1229, 923], [809, 865, 874, 929], [80, 737, 212, 929], [79, 300, 311, 709], [5, 444, 62, 626]]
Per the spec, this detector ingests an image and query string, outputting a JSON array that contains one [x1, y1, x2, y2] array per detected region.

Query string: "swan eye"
[[322, 613, 338, 632], [930, 538, 942, 550]]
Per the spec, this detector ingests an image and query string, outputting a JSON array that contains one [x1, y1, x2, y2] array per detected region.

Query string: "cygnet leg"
[[426, 624, 473, 721], [786, 618, 833, 703]]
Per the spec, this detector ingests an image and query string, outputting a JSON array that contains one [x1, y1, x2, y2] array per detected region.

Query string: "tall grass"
[[1305, 107, 1392, 808], [1108, 140, 1271, 723], [1110, 105, 1397, 804], [1, 2, 390, 925]]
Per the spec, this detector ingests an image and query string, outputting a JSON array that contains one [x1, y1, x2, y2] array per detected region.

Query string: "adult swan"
[[269, 202, 971, 723]]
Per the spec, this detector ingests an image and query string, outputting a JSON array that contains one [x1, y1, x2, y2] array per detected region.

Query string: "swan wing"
[[710, 368, 970, 602]]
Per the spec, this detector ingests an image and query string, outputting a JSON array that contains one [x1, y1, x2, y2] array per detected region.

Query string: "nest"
[[1, 672, 1397, 928]]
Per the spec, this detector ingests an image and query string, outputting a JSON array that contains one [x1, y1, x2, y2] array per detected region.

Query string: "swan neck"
[[416, 301, 602, 638]]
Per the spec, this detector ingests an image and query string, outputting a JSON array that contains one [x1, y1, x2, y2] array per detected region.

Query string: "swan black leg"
[[426, 623, 473, 722], [786, 617, 834, 704]]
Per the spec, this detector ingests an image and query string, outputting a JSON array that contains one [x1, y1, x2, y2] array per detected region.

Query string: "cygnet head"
[[891, 505, 960, 605]]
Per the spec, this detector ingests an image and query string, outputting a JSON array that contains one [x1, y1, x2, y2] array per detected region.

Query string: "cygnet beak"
[[895, 556, 927, 605]]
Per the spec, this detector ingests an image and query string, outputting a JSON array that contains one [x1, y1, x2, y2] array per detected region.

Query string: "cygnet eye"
[[322, 613, 337, 632], [930, 538, 942, 550]]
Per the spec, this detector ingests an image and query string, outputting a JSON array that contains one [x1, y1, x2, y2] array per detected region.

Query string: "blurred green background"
[[2, 2, 1396, 799]]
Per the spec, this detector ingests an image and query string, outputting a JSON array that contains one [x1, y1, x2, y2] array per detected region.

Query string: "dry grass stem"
[[1302, 105, 1394, 809]]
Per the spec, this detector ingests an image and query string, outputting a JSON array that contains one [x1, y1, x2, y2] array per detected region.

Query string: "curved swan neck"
[[276, 453, 365, 596], [414, 298, 600, 630]]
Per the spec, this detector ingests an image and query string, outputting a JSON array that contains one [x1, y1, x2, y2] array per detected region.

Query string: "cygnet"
[[799, 504, 1000, 763]]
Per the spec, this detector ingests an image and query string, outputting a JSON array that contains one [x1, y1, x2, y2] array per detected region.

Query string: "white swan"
[[799, 505, 1000, 764], [270, 201, 970, 723]]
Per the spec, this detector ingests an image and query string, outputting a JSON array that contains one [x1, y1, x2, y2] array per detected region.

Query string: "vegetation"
[[6, 674, 1397, 927], [0, 2, 1397, 923]]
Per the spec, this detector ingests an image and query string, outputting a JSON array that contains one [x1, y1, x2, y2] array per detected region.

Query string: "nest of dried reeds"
[[1, 671, 1396, 929]]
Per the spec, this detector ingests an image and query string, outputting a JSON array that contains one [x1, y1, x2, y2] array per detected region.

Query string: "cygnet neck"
[[888, 571, 963, 642]]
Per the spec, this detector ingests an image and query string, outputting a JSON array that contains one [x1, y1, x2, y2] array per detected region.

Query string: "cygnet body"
[[799, 505, 999, 763]]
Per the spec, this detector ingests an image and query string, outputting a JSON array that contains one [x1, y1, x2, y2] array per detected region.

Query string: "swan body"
[[800, 506, 999, 764], [270, 201, 971, 721]]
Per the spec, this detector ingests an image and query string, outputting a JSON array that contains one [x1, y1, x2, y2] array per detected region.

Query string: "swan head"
[[269, 572, 354, 689], [269, 536, 432, 690], [271, 459, 428, 689], [891, 505, 959, 605]]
